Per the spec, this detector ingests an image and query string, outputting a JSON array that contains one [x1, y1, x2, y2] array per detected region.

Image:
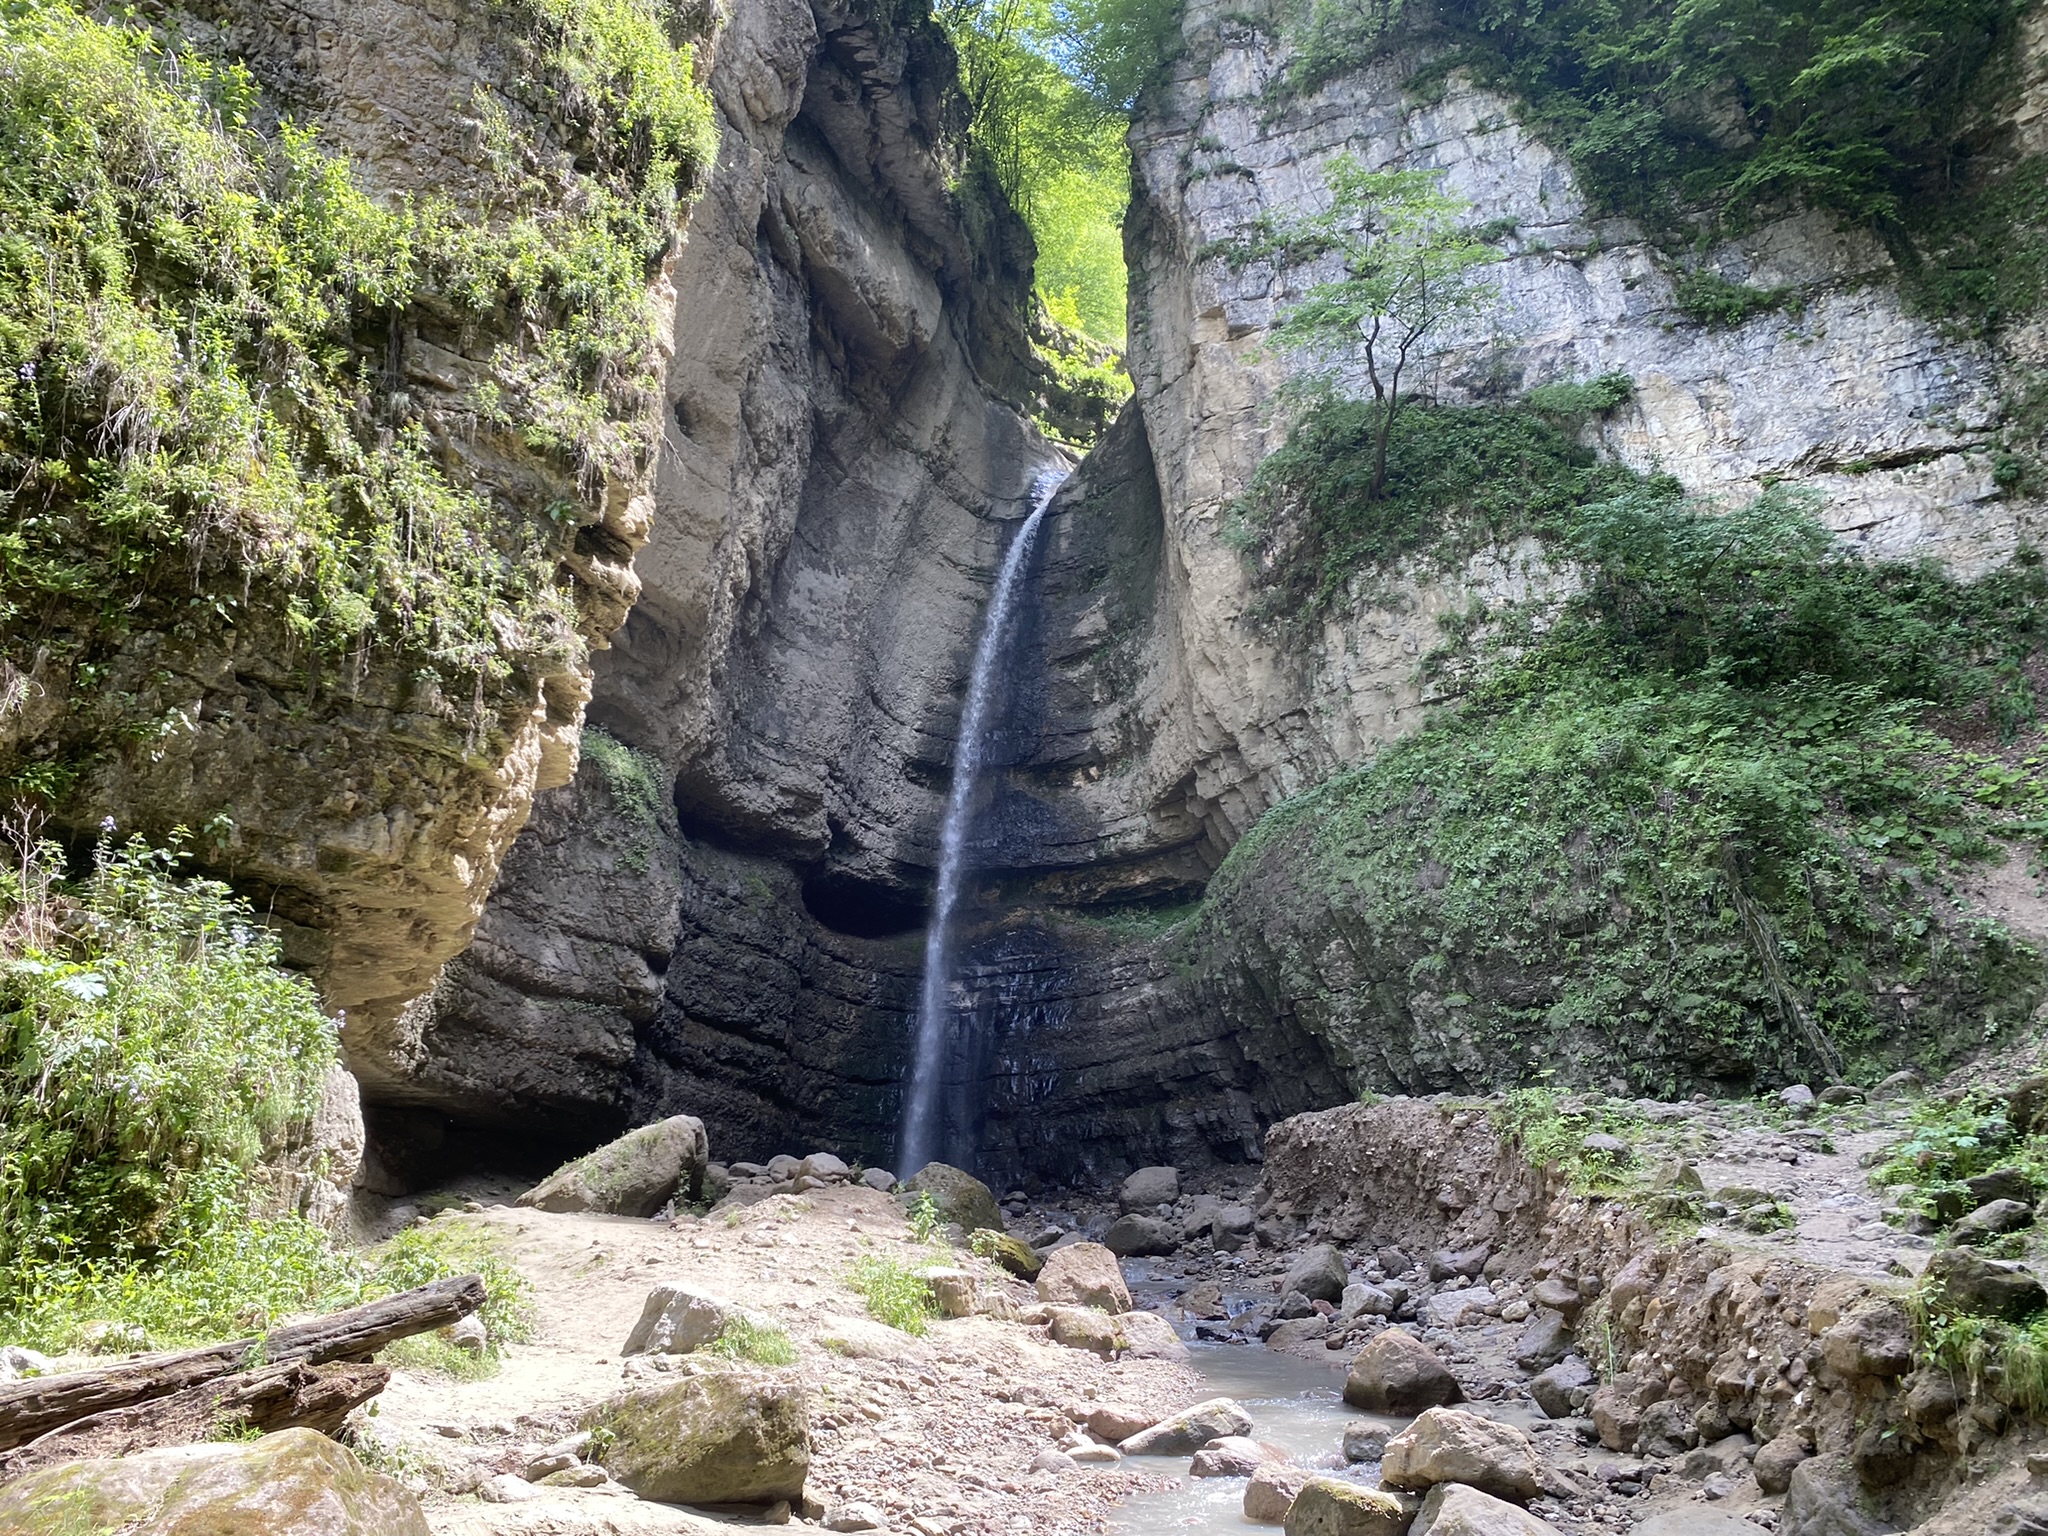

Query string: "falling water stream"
[[897, 466, 1069, 1175]]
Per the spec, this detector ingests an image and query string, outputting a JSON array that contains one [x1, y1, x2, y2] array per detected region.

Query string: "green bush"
[[0, 832, 336, 1283], [1228, 384, 1641, 620], [709, 1314, 799, 1366], [848, 1253, 937, 1335], [1673, 272, 1796, 328]]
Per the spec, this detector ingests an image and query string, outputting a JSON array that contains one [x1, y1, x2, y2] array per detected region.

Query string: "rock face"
[[0, 0, 714, 1097], [584, 1369, 810, 1506], [387, 0, 2048, 1181], [517, 1116, 709, 1217], [0, 1428, 429, 1535]]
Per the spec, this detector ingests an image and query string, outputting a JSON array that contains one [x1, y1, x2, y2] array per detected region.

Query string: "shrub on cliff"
[[1199, 487, 2048, 1092]]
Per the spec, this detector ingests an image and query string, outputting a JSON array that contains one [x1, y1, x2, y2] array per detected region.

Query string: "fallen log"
[[0, 1361, 390, 1482], [0, 1274, 483, 1452]]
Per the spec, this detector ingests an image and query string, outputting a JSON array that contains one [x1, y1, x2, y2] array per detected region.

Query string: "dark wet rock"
[[1952, 1199, 2035, 1246], [1922, 1248, 2046, 1322], [1103, 1213, 1180, 1257], [1512, 1310, 1574, 1372], [1528, 1356, 1595, 1420]]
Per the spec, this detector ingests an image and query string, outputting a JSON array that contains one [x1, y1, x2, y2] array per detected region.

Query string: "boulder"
[[1268, 1316, 1332, 1351], [0, 1428, 428, 1535], [1120, 1398, 1255, 1456], [1117, 1309, 1191, 1361], [978, 1230, 1044, 1279], [1277, 1289, 1319, 1320], [1817, 1085, 1866, 1107], [1340, 1282, 1395, 1322], [1036, 1242, 1132, 1313], [814, 1316, 916, 1359], [1871, 1071, 1922, 1101], [1818, 1305, 1913, 1379], [917, 1266, 978, 1318], [1283, 1244, 1351, 1304], [902, 1163, 1003, 1235], [1589, 1386, 1642, 1452], [1046, 1306, 1121, 1358], [1527, 1278, 1584, 1319], [1121, 1166, 1181, 1210], [1753, 1433, 1813, 1496], [516, 1115, 708, 1217], [1343, 1423, 1392, 1463], [621, 1284, 738, 1356], [1246, 1463, 1314, 1524], [1528, 1356, 1595, 1420], [1344, 1328, 1463, 1413], [584, 1367, 809, 1505], [860, 1167, 896, 1192], [1423, 1287, 1497, 1329], [1410, 1482, 1563, 1536], [1429, 1245, 1491, 1281], [1964, 1167, 2036, 1206], [1780, 1085, 1817, 1109], [1069, 1441, 1122, 1465], [1103, 1213, 1180, 1257], [1285, 1477, 1411, 1536], [801, 1152, 851, 1182], [1192, 1437, 1293, 1477], [1952, 1199, 2035, 1245], [1381, 1407, 1541, 1501], [1082, 1403, 1156, 1443], [1781, 1454, 1898, 1536], [1922, 1247, 2047, 1322], [1511, 1309, 1573, 1372]]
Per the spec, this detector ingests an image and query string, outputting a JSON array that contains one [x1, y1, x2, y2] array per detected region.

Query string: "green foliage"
[[907, 1191, 943, 1243], [1492, 1087, 1640, 1193], [581, 727, 666, 870], [1914, 1296, 2048, 1418], [1384, 0, 2025, 237], [1229, 382, 1639, 620], [710, 1314, 799, 1366], [352, 1220, 535, 1363], [1672, 272, 1797, 328], [0, 831, 336, 1282], [1198, 485, 2048, 1093], [848, 1253, 937, 1335], [1872, 1093, 2043, 1225], [1055, 0, 1183, 111], [939, 1, 1134, 345], [0, 0, 713, 754]]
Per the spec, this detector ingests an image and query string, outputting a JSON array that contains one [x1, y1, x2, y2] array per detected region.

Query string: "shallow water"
[[1106, 1343, 1402, 1535]]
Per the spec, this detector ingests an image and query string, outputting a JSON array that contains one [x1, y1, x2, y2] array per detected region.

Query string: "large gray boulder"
[[516, 1115, 708, 1217], [1120, 1397, 1255, 1456], [1121, 1165, 1181, 1209], [584, 1367, 809, 1506], [1343, 1328, 1463, 1413], [0, 1428, 428, 1535], [621, 1283, 739, 1355], [1036, 1241, 1132, 1312], [901, 1162, 1003, 1235], [1380, 1407, 1541, 1501], [1282, 1243, 1349, 1304], [1103, 1213, 1180, 1257], [1410, 1483, 1563, 1536]]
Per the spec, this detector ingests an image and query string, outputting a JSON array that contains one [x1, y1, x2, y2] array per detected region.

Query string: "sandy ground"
[[355, 1182, 1200, 1536]]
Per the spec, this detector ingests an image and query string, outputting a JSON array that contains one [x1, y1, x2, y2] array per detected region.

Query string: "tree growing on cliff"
[[1228, 158, 1502, 499]]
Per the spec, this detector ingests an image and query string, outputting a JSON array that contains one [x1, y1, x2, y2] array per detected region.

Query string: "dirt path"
[[358, 1182, 1199, 1536]]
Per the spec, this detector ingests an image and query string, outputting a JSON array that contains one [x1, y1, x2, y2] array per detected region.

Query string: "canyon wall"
[[390, 0, 2048, 1185]]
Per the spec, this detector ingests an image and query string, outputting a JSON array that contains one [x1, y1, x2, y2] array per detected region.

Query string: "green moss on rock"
[[584, 1367, 811, 1506]]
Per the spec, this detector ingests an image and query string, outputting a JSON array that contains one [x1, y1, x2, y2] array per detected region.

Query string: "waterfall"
[[897, 466, 1068, 1176]]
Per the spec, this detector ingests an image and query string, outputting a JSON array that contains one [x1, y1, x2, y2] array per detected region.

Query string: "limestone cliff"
[[394, 0, 2048, 1185], [0, 0, 717, 1092]]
